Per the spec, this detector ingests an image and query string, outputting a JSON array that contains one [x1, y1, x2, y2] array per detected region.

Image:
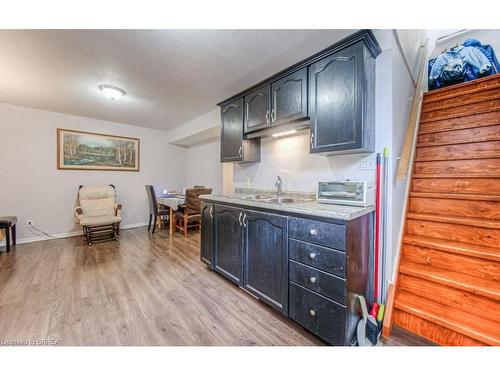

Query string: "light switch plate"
[[360, 158, 375, 170]]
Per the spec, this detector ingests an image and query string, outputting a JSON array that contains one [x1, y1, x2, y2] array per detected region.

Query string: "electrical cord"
[[27, 223, 55, 238]]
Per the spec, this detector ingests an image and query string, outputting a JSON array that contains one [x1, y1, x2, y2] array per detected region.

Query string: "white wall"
[[186, 139, 223, 194], [0, 103, 187, 243], [430, 29, 500, 59]]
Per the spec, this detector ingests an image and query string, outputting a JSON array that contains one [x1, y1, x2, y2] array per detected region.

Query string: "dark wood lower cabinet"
[[214, 205, 243, 284], [289, 282, 346, 345], [203, 199, 372, 346], [243, 210, 288, 314], [200, 202, 214, 268]]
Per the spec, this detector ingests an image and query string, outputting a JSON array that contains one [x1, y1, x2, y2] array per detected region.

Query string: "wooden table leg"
[[169, 207, 174, 235]]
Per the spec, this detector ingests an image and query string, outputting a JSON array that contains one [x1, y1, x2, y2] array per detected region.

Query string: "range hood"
[[245, 118, 310, 139]]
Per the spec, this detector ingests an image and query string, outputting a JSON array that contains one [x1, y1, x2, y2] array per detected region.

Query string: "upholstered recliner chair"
[[75, 185, 122, 245]]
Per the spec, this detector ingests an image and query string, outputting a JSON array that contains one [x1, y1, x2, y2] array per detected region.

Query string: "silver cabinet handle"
[[238, 212, 242, 226], [309, 310, 316, 317], [265, 110, 270, 123], [209, 206, 213, 218], [242, 213, 247, 228], [271, 109, 276, 122], [310, 132, 314, 148], [309, 228, 318, 236], [238, 146, 242, 158], [309, 253, 316, 260], [310, 276, 317, 283]]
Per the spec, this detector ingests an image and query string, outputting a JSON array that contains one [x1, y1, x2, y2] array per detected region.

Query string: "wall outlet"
[[360, 158, 375, 171], [27, 219, 34, 226]]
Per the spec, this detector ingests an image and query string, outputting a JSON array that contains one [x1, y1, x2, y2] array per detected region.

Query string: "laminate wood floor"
[[0, 228, 323, 346], [0, 227, 431, 346]]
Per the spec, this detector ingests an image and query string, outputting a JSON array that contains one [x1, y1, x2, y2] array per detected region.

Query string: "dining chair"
[[145, 185, 169, 234], [174, 187, 212, 237], [0, 216, 17, 253]]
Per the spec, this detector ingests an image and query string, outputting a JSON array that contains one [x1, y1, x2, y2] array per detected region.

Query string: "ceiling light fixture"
[[99, 85, 126, 101], [271, 129, 297, 138]]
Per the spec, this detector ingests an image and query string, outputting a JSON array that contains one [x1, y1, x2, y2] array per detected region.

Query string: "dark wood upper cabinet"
[[218, 30, 380, 159], [220, 98, 260, 163], [271, 67, 308, 125], [243, 210, 288, 314], [309, 42, 375, 154], [244, 85, 271, 133]]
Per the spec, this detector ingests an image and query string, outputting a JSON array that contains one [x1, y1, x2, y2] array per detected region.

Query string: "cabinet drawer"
[[289, 239, 346, 278], [289, 282, 346, 345], [289, 260, 346, 304], [289, 218, 345, 251]]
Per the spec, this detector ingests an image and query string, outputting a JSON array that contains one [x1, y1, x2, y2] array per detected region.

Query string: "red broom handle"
[[374, 153, 381, 303]]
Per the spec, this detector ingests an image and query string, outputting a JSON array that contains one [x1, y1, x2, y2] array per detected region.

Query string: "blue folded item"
[[428, 38, 499, 90]]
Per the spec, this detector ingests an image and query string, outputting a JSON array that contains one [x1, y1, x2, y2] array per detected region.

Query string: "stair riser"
[[415, 141, 500, 162], [393, 309, 484, 346], [424, 75, 500, 103], [420, 98, 500, 123], [422, 88, 500, 114], [402, 244, 500, 282], [409, 197, 500, 220], [419, 111, 500, 135], [406, 219, 500, 248], [398, 274, 500, 324], [411, 178, 500, 195], [417, 124, 500, 147], [413, 159, 500, 177]]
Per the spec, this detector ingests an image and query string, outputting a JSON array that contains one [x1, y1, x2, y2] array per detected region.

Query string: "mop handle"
[[374, 153, 381, 303]]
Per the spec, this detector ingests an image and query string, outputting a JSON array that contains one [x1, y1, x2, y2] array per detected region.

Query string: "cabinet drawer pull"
[[209, 206, 213, 218], [310, 276, 317, 283], [309, 252, 316, 260], [238, 212, 243, 226], [309, 228, 318, 236], [242, 213, 247, 228], [238, 146, 242, 158], [265, 110, 270, 123], [309, 309, 316, 317]]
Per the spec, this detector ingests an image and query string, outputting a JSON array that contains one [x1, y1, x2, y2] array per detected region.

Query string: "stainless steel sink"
[[265, 197, 296, 204]]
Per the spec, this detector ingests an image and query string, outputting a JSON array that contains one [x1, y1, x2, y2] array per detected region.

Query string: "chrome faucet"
[[275, 176, 283, 200]]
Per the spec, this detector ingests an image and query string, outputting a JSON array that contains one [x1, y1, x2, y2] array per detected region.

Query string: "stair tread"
[[406, 212, 500, 229], [399, 261, 500, 301], [395, 291, 500, 345], [423, 74, 500, 100], [412, 174, 500, 179], [422, 87, 500, 113], [409, 192, 500, 202], [403, 234, 500, 262]]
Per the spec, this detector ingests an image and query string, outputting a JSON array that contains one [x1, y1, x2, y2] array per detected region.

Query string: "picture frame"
[[57, 128, 140, 171]]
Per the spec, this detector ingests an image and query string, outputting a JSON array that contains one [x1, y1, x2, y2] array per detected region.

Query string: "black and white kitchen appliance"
[[317, 181, 374, 207]]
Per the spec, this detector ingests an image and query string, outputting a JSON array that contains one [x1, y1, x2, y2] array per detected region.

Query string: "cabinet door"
[[309, 43, 364, 153], [214, 204, 243, 285], [271, 67, 308, 125], [243, 210, 288, 314], [244, 85, 271, 133], [200, 202, 214, 268], [220, 98, 244, 162]]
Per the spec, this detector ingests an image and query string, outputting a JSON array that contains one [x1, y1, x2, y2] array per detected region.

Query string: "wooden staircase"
[[391, 74, 500, 346]]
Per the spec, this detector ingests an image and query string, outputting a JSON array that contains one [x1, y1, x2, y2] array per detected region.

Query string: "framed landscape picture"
[[57, 129, 140, 171]]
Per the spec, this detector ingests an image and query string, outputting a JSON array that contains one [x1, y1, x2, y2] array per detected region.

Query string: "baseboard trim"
[[0, 222, 148, 248]]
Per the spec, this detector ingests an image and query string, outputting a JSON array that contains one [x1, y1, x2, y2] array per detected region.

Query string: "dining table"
[[157, 193, 185, 235]]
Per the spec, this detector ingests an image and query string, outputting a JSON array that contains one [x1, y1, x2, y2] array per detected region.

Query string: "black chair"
[[0, 216, 17, 253], [145, 185, 169, 234]]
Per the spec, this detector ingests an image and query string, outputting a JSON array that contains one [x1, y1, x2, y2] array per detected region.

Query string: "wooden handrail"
[[396, 38, 429, 180]]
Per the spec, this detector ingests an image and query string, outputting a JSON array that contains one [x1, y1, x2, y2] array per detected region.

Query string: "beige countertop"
[[200, 193, 374, 221]]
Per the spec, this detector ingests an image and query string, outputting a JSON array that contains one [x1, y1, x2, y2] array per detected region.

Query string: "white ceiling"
[[0, 29, 356, 131]]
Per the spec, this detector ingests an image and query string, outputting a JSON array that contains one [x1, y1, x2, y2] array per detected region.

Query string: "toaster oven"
[[317, 181, 374, 207]]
